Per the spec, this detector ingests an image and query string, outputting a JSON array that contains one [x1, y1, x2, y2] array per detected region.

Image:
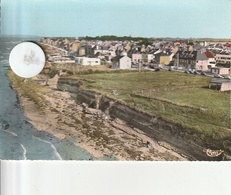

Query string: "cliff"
[[57, 77, 231, 161]]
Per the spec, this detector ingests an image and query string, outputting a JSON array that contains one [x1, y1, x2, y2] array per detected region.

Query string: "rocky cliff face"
[[57, 78, 231, 161]]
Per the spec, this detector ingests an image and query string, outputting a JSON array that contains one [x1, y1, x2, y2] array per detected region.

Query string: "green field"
[[69, 70, 231, 141]]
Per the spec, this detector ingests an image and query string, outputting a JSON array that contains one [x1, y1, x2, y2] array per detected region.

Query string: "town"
[[42, 36, 231, 91]]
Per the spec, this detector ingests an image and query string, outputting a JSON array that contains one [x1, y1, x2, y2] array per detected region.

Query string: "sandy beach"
[[12, 71, 188, 161]]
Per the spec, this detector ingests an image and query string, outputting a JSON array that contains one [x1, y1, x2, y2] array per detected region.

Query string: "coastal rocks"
[[58, 78, 83, 93], [0, 119, 10, 130]]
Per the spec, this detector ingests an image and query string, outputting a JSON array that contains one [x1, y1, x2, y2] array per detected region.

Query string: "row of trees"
[[82, 35, 154, 46]]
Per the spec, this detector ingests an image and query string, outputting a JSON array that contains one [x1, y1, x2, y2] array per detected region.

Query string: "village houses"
[[43, 37, 231, 73]]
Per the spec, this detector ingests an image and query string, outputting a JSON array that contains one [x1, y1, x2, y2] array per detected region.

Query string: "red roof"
[[204, 51, 214, 58], [224, 43, 231, 47]]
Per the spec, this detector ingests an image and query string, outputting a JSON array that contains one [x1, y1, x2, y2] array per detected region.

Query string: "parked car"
[[200, 72, 208, 76], [194, 71, 200, 75], [214, 74, 224, 78], [155, 68, 160, 71], [224, 76, 231, 80]]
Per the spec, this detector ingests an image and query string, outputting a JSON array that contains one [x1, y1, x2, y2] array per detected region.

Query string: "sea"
[[0, 36, 99, 160]]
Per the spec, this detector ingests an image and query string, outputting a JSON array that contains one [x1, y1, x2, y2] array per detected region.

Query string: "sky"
[[1, 0, 231, 38]]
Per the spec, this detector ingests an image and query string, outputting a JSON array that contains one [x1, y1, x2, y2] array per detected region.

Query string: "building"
[[140, 53, 154, 63], [209, 78, 231, 91], [195, 51, 208, 71], [131, 53, 143, 64], [173, 51, 211, 71], [112, 55, 131, 69], [75, 57, 100, 66], [211, 67, 230, 75], [154, 51, 171, 65], [215, 52, 231, 65], [204, 51, 216, 69], [77, 45, 95, 57], [173, 51, 197, 69]]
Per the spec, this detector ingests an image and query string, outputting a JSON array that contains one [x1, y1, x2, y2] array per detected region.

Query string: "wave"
[[2, 129, 18, 137], [20, 144, 27, 160], [32, 136, 63, 160]]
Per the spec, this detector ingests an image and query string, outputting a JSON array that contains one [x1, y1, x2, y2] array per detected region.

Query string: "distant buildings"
[[173, 50, 226, 71], [43, 37, 231, 71]]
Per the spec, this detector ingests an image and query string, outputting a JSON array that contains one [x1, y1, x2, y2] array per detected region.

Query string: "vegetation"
[[67, 70, 231, 141], [83, 35, 153, 42], [8, 70, 47, 112]]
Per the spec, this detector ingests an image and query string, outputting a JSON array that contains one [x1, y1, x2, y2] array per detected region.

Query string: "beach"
[[10, 71, 188, 161]]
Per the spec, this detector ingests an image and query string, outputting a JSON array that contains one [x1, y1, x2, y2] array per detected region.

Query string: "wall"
[[196, 60, 208, 71], [75, 57, 101, 66], [120, 56, 131, 69], [160, 56, 170, 65], [132, 54, 142, 63], [221, 82, 231, 91]]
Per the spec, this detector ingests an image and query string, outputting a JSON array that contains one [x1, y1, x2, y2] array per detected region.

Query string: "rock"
[[85, 107, 98, 115], [81, 103, 88, 108], [111, 90, 120, 95], [0, 119, 10, 130]]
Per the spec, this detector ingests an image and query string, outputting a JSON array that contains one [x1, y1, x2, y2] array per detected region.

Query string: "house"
[[69, 41, 80, 52], [77, 45, 95, 57], [209, 78, 231, 91], [154, 51, 171, 65], [204, 51, 216, 68], [112, 55, 131, 69], [136, 53, 154, 63], [93, 46, 111, 55], [77, 46, 86, 56], [75, 57, 100, 66], [223, 43, 231, 49], [146, 53, 154, 63], [131, 53, 143, 64], [211, 67, 230, 75], [173, 51, 209, 70], [215, 52, 231, 65], [195, 51, 208, 71]]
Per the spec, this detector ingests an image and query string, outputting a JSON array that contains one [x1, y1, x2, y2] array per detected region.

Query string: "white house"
[[75, 57, 100, 66], [112, 55, 131, 69], [204, 51, 216, 68]]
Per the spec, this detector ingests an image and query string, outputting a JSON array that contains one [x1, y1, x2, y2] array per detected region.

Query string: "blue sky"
[[1, 0, 231, 38]]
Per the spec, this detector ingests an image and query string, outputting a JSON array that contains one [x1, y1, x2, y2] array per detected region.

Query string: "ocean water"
[[0, 37, 96, 160]]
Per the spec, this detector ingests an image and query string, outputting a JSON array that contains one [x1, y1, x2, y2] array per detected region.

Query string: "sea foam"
[[32, 136, 63, 160], [20, 144, 27, 160]]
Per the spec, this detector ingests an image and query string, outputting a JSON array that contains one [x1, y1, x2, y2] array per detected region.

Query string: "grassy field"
[[68, 70, 231, 141]]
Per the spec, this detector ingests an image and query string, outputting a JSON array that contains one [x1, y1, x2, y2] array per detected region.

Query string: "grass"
[[8, 70, 47, 112], [67, 70, 231, 141]]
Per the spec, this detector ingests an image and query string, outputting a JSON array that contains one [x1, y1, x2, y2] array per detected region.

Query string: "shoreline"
[[10, 72, 188, 161]]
